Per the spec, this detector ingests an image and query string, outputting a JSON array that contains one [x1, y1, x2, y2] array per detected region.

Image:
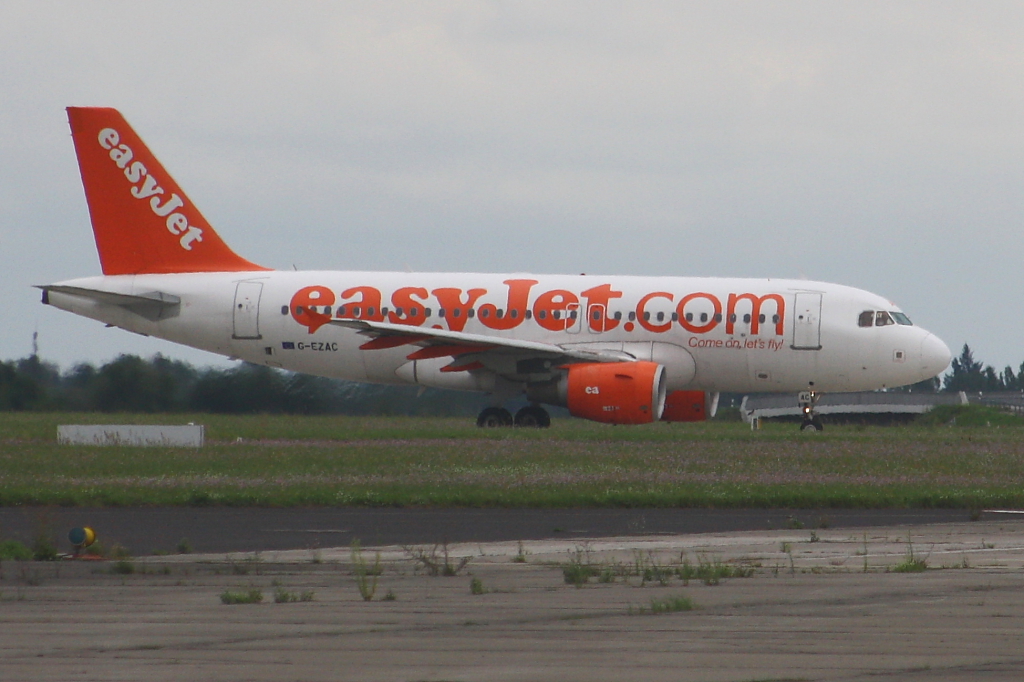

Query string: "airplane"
[[40, 107, 952, 431]]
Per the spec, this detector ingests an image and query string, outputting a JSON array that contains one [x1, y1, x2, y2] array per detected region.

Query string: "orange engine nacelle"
[[563, 361, 668, 425]]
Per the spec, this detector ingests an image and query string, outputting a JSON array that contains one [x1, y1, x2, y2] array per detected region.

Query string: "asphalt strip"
[[0, 506, 974, 556]]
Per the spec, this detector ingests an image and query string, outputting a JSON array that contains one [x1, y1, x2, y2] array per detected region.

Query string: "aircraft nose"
[[919, 333, 952, 379]]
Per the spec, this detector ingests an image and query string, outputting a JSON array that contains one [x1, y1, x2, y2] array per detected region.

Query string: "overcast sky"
[[2, 2, 1023, 374]]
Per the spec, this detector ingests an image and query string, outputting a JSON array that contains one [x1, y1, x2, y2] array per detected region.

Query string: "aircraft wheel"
[[477, 407, 514, 428], [800, 418, 823, 432], [514, 405, 551, 428]]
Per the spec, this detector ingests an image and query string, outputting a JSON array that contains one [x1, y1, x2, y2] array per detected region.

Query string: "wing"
[[329, 318, 635, 381]]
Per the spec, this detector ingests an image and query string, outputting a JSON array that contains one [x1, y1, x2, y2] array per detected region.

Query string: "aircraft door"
[[791, 292, 822, 350], [232, 281, 263, 340]]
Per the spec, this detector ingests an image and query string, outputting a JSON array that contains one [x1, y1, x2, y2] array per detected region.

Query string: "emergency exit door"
[[232, 281, 264, 340]]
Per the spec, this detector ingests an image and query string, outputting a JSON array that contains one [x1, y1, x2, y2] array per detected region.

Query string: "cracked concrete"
[[2, 519, 1024, 681]]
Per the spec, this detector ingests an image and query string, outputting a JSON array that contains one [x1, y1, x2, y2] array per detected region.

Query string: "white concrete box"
[[58, 425, 205, 447]]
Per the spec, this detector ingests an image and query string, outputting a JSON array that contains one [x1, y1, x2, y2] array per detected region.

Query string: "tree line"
[[0, 343, 1016, 414], [0, 354, 490, 415]]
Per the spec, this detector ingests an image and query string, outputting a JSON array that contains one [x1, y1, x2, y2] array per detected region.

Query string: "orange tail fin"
[[67, 107, 268, 275]]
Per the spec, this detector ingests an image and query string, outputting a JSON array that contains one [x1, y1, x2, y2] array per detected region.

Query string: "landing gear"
[[800, 416, 824, 432], [475, 405, 551, 428], [514, 405, 551, 428], [798, 386, 823, 432], [476, 407, 513, 428]]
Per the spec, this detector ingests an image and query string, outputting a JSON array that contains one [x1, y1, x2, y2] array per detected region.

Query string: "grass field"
[[1, 410, 1023, 508]]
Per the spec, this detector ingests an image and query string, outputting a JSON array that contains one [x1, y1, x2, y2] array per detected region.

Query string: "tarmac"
[[2, 517, 1024, 681]]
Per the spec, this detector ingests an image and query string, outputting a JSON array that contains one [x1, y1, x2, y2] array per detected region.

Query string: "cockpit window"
[[858, 311, 874, 327], [891, 312, 913, 326], [875, 311, 895, 326]]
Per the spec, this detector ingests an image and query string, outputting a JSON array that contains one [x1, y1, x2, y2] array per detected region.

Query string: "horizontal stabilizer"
[[38, 285, 181, 322]]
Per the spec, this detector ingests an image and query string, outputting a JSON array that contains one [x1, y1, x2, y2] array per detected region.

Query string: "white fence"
[[58, 425, 205, 447]]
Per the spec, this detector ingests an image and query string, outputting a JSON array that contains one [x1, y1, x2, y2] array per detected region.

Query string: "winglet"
[[67, 107, 268, 275]]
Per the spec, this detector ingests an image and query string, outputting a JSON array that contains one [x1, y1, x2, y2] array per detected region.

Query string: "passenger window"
[[858, 311, 874, 327], [772, 314, 780, 324], [452, 309, 461, 318], [410, 308, 419, 317], [656, 312, 664, 322], [439, 309, 446, 318], [295, 306, 305, 315], [525, 310, 533, 320], [700, 313, 708, 323], [538, 310, 547, 320], [281, 305, 288, 315], [338, 306, 346, 316], [758, 314, 765, 323], [714, 313, 722, 323], [467, 309, 474, 318], [395, 307, 404, 316], [628, 311, 636, 322], [673, 312, 680, 322], [481, 309, 490, 318], [510, 310, 519, 319], [685, 313, 693, 322], [643, 312, 651, 321], [613, 311, 622, 321], [352, 306, 361, 317], [367, 307, 375, 317], [424, 308, 431, 317], [592, 310, 602, 320], [743, 314, 751, 323], [569, 310, 577, 320], [876, 311, 894, 326]]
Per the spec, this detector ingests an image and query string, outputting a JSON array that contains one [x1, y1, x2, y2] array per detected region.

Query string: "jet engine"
[[526, 361, 667, 424]]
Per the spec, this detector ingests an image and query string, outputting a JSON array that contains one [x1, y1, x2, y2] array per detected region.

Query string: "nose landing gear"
[[798, 387, 823, 432]]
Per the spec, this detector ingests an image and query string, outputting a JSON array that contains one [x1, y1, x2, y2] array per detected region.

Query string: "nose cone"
[[919, 333, 952, 380]]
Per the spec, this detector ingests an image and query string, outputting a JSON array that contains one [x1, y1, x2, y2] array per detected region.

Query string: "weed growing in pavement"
[[470, 577, 486, 595], [229, 554, 264, 576], [598, 565, 618, 583], [220, 588, 263, 604], [638, 551, 673, 586], [109, 560, 135, 575], [562, 545, 598, 587], [404, 541, 471, 577], [274, 588, 315, 603], [382, 589, 397, 601], [351, 539, 381, 601], [891, 535, 928, 573], [512, 541, 529, 563], [0, 540, 32, 561], [629, 594, 696, 616], [176, 538, 192, 554]]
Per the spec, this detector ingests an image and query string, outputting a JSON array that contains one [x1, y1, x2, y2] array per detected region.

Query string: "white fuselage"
[[45, 271, 951, 395]]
